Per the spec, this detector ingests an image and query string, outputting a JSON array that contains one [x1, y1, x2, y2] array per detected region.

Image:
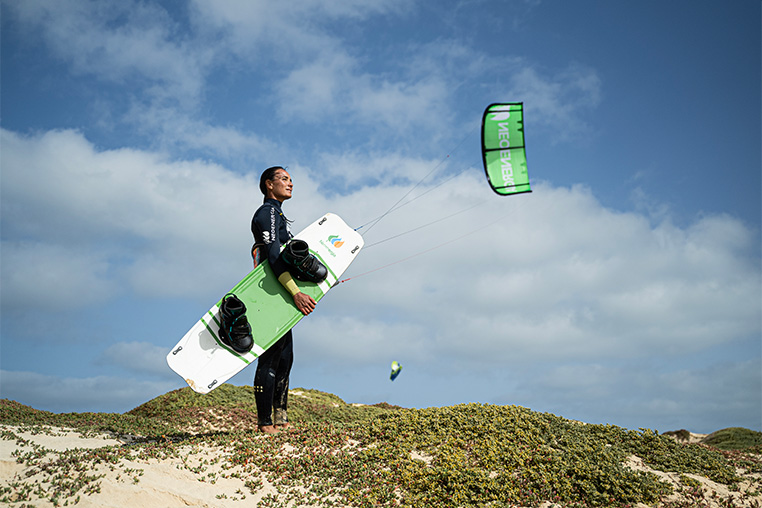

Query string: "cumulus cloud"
[[0, 370, 177, 414], [96, 341, 173, 377], [288, 173, 760, 379], [122, 105, 281, 165], [2, 0, 757, 432], [2, 128, 758, 419], [272, 45, 601, 149], [271, 46, 459, 140], [0, 128, 261, 305], [506, 64, 602, 141], [513, 357, 762, 432], [5, 0, 211, 106], [3, 0, 601, 155], [1, 242, 115, 311], [189, 0, 408, 61]]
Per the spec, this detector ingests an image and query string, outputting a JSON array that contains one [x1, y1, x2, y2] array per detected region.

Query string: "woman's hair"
[[259, 166, 284, 196]]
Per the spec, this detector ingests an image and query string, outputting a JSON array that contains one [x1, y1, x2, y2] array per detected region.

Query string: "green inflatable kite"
[[481, 102, 531, 196]]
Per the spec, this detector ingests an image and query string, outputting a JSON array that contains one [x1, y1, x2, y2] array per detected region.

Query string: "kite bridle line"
[[336, 190, 557, 287], [362, 201, 482, 249], [355, 123, 479, 237], [335, 198, 523, 286], [353, 161, 475, 234]]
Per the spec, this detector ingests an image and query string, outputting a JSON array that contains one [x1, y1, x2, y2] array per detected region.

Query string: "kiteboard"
[[167, 212, 363, 394]]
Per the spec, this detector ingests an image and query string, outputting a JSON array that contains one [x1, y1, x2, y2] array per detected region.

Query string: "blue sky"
[[1, 0, 760, 434]]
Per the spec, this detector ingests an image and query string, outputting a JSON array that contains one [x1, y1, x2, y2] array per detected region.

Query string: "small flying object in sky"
[[390, 361, 402, 381]]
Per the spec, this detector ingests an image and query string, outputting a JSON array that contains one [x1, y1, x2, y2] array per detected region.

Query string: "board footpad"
[[219, 294, 254, 353]]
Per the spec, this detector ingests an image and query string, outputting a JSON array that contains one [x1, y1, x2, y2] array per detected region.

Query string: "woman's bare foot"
[[275, 423, 291, 431], [258, 425, 278, 434]]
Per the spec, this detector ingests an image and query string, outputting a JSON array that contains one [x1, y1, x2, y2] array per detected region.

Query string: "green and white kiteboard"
[[167, 213, 363, 394]]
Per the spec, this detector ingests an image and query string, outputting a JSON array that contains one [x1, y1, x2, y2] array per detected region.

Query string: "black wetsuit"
[[251, 198, 294, 427]]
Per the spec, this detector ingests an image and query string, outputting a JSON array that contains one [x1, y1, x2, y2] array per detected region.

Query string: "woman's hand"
[[293, 292, 316, 315]]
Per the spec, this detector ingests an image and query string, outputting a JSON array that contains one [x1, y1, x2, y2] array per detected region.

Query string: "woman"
[[250, 166, 316, 434]]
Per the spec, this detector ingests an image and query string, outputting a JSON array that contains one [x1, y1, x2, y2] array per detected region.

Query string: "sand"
[[0, 424, 276, 507], [1, 425, 759, 508]]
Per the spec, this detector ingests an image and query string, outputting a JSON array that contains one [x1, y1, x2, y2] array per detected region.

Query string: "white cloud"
[[122, 105, 281, 165], [189, 0, 409, 60], [272, 48, 457, 138], [513, 358, 762, 432], [97, 341, 172, 377], [270, 39, 600, 147], [309, 150, 444, 193], [299, 315, 430, 368], [291, 175, 760, 374], [1, 242, 115, 311], [3, 127, 758, 381], [0, 370, 178, 414], [4, 0, 602, 158], [1, 1, 758, 432], [6, 0, 211, 106], [274, 52, 358, 121], [506, 64, 602, 142], [1, 128, 261, 305]]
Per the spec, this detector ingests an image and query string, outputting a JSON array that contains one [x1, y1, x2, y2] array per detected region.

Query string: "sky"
[[1, 0, 760, 435]]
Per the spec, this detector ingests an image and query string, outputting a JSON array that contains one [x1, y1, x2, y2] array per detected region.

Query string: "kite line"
[[335, 200, 523, 286], [355, 125, 478, 236], [338, 102, 532, 284]]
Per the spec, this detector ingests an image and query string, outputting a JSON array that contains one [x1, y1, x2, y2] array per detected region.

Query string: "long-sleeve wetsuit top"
[[251, 198, 292, 278]]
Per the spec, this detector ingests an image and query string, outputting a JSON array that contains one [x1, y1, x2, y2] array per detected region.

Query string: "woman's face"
[[268, 169, 293, 201]]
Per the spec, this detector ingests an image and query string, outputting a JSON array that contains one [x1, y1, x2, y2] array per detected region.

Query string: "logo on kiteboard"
[[328, 235, 344, 248]]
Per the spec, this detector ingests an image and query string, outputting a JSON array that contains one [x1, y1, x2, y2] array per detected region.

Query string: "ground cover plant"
[[1, 386, 760, 507], [702, 428, 762, 452]]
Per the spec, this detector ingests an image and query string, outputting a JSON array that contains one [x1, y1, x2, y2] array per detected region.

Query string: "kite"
[[481, 102, 531, 196], [389, 361, 402, 381]]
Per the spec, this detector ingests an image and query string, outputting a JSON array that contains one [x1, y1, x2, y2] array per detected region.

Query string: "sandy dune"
[[1, 424, 759, 508]]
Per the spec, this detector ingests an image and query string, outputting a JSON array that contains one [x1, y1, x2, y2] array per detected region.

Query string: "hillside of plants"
[[1, 385, 760, 507]]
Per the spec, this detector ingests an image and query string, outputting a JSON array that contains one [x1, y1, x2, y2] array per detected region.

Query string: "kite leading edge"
[[481, 103, 531, 196]]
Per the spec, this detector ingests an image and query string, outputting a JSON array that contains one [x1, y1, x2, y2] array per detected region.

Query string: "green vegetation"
[[1, 386, 760, 507], [662, 429, 691, 442], [128, 385, 401, 427], [702, 427, 762, 452], [0, 398, 178, 438]]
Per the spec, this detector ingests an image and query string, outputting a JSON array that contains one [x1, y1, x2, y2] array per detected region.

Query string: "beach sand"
[[1, 424, 276, 507], [1, 425, 759, 508]]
